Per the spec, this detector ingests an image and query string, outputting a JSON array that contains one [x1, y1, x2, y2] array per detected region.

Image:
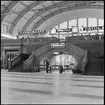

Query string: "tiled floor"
[[1, 70, 104, 104]]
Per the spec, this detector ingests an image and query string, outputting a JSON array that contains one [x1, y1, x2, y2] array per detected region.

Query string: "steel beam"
[[31, 5, 104, 31]]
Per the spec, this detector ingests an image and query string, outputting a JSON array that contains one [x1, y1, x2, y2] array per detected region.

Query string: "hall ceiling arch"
[[1, 1, 104, 36], [8, 1, 45, 34], [1, 1, 19, 21], [31, 4, 104, 31], [22, 1, 83, 32]]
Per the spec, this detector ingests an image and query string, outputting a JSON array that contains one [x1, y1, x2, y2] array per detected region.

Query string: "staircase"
[[34, 43, 51, 57], [23, 54, 35, 71], [9, 53, 30, 72], [66, 43, 85, 57], [23, 41, 88, 73]]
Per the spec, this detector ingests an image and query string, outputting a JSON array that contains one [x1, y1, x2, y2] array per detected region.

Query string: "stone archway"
[[34, 47, 83, 70]]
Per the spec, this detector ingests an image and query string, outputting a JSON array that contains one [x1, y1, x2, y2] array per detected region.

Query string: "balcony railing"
[[66, 35, 104, 41], [66, 43, 84, 57], [34, 43, 51, 57]]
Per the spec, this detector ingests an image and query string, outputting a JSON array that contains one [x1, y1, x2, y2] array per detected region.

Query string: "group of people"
[[45, 60, 64, 73]]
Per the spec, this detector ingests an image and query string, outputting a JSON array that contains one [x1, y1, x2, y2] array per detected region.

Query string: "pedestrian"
[[46, 60, 49, 73], [59, 65, 63, 73]]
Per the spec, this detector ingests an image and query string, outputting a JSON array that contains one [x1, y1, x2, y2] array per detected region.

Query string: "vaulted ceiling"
[[1, 1, 104, 36]]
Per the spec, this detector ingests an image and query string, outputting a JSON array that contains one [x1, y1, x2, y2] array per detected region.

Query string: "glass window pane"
[[88, 18, 97, 33], [55, 25, 59, 29], [59, 21, 67, 29], [99, 19, 104, 26], [51, 28, 56, 34], [99, 19, 104, 32], [54, 25, 59, 34], [1, 24, 7, 34], [69, 19, 77, 34], [50, 25, 59, 34], [59, 21, 67, 34], [69, 19, 77, 27], [78, 18, 87, 33]]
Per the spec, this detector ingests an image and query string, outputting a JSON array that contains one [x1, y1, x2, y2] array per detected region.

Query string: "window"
[[78, 18, 87, 33], [1, 24, 8, 34], [59, 21, 67, 34], [69, 19, 77, 28], [69, 19, 77, 34], [88, 18, 97, 33], [99, 19, 104, 32], [51, 28, 56, 34], [50, 25, 59, 35], [59, 21, 67, 29]]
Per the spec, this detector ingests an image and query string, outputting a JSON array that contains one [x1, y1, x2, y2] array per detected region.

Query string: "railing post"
[[20, 37, 24, 54]]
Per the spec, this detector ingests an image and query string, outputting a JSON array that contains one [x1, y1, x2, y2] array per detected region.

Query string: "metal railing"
[[66, 35, 104, 41], [66, 43, 84, 56], [11, 54, 21, 68], [23, 54, 34, 70]]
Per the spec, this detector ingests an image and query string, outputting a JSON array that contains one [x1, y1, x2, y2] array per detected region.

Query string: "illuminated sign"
[[56, 26, 104, 33], [18, 30, 47, 36], [83, 26, 104, 31], [51, 43, 65, 48], [56, 28, 72, 33]]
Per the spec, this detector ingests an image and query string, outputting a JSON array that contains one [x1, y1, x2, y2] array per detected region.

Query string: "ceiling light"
[[53, 52, 59, 54], [1, 33, 17, 39]]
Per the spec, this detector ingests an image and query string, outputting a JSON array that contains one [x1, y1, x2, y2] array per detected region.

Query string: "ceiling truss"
[[1, 1, 104, 35]]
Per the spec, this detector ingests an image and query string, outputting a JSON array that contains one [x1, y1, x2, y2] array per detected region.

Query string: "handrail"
[[66, 43, 84, 56], [23, 54, 34, 70], [34, 43, 50, 57], [23, 38, 58, 70], [11, 54, 21, 68], [67, 35, 104, 41], [11, 54, 20, 62]]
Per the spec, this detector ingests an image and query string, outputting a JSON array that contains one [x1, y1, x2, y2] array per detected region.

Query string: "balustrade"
[[67, 35, 104, 41], [11, 54, 21, 68], [23, 54, 34, 70], [67, 43, 84, 57], [34, 44, 50, 57]]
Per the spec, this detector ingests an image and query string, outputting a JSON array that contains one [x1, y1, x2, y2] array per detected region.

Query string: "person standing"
[[46, 60, 49, 73], [49, 65, 52, 73], [59, 65, 63, 73]]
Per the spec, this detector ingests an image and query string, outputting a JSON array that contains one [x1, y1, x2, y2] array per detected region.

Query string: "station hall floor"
[[1, 70, 104, 104]]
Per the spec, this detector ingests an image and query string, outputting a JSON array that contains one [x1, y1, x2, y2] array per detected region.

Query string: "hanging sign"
[[51, 43, 65, 48], [56, 26, 104, 33], [56, 28, 72, 33], [83, 26, 104, 31], [18, 30, 47, 37]]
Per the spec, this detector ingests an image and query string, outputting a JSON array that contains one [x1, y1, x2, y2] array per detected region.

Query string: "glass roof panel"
[[24, 11, 35, 19]]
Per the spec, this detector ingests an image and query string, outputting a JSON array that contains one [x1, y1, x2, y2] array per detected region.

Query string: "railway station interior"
[[1, 1, 104, 104]]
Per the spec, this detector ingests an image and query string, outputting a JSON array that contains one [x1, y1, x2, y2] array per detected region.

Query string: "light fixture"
[[1, 33, 17, 39], [53, 52, 59, 54]]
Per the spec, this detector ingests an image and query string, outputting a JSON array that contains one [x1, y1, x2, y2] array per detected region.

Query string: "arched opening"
[[39, 51, 79, 73]]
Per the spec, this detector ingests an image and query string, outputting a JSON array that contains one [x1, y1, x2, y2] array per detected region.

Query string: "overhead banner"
[[18, 30, 47, 36], [83, 26, 104, 31], [56, 28, 72, 33], [56, 26, 104, 33]]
